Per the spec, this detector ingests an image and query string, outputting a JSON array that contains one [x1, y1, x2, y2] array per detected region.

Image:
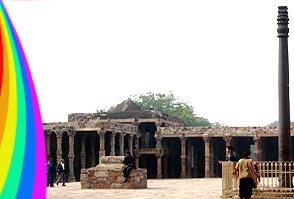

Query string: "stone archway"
[[49, 131, 57, 166]]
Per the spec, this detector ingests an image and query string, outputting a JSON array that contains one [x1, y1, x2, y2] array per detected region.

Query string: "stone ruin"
[[80, 156, 147, 189]]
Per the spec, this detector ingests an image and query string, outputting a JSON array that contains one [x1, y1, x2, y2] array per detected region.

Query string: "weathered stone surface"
[[95, 170, 109, 177], [80, 156, 147, 189]]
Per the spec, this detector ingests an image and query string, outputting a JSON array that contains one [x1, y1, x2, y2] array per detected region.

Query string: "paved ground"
[[47, 178, 222, 199]]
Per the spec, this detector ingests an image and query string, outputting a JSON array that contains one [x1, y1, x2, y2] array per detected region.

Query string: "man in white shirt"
[[56, 159, 66, 186]]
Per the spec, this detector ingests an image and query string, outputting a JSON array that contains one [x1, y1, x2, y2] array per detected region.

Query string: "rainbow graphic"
[[0, 1, 46, 199]]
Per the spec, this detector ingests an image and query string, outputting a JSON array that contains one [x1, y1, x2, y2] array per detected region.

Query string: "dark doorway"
[[211, 137, 226, 177], [50, 133, 57, 166], [261, 137, 278, 161], [232, 137, 253, 159], [162, 137, 181, 178], [61, 132, 69, 180], [74, 133, 81, 181], [139, 122, 157, 148], [139, 154, 157, 179], [189, 137, 205, 178]]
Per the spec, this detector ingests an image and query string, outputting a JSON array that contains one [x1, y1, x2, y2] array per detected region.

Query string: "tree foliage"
[[267, 121, 278, 126], [131, 92, 213, 127]]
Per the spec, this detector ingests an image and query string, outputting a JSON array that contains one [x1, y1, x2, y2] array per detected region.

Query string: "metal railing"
[[222, 161, 294, 199]]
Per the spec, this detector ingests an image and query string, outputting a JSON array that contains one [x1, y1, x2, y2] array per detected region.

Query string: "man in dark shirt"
[[47, 158, 55, 187], [56, 159, 66, 186], [225, 146, 239, 162], [219, 146, 239, 164], [122, 151, 135, 183]]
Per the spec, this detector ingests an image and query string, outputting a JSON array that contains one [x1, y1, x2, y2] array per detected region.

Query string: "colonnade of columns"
[[45, 128, 262, 181], [45, 129, 138, 181], [167, 134, 262, 178], [45, 129, 76, 181]]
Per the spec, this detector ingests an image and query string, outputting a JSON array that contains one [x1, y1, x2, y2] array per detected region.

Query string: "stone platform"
[[47, 178, 223, 199], [80, 156, 147, 189]]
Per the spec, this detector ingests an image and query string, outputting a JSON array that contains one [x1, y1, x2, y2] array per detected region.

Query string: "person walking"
[[56, 159, 66, 186], [122, 151, 136, 183], [233, 151, 259, 199]]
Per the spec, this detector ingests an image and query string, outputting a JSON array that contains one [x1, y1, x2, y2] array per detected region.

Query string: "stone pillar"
[[186, 139, 192, 178], [156, 154, 162, 179], [210, 140, 215, 177], [223, 135, 232, 147], [135, 154, 141, 169], [90, 134, 96, 166], [98, 129, 105, 163], [56, 132, 62, 162], [68, 130, 76, 181], [80, 134, 86, 169], [110, 132, 116, 156], [203, 134, 211, 178], [253, 135, 261, 161], [134, 133, 141, 149], [119, 133, 126, 156], [180, 136, 187, 178], [155, 134, 162, 149], [128, 135, 134, 156], [277, 6, 292, 163], [45, 131, 51, 158]]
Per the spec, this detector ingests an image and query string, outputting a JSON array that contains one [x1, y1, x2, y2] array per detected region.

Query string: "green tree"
[[131, 92, 212, 127], [267, 121, 278, 126]]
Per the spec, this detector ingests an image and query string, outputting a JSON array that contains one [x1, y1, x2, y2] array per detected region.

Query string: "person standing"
[[47, 158, 55, 187], [233, 151, 259, 199], [225, 146, 239, 162], [122, 151, 136, 183], [56, 159, 66, 186]]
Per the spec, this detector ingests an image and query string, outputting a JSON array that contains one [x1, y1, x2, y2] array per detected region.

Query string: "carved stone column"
[[110, 132, 116, 156], [134, 133, 141, 150], [223, 135, 232, 147], [210, 140, 215, 177], [180, 136, 187, 178], [80, 134, 86, 169], [156, 154, 162, 179], [128, 134, 134, 156], [155, 133, 162, 149], [119, 133, 126, 156], [56, 131, 62, 162], [98, 129, 105, 163], [90, 134, 96, 166], [68, 130, 76, 181], [203, 134, 211, 178], [45, 131, 51, 158], [135, 154, 141, 169], [186, 139, 192, 178], [253, 135, 261, 161]]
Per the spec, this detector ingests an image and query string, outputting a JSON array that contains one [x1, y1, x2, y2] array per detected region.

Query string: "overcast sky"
[[4, 0, 294, 126]]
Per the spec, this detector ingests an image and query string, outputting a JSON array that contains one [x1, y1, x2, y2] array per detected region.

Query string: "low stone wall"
[[80, 156, 147, 189]]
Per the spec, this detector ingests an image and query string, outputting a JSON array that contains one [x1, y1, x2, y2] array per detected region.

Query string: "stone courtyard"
[[47, 178, 222, 199]]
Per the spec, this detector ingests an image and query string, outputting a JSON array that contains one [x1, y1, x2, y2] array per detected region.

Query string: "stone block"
[[111, 183, 124, 189], [80, 156, 147, 189], [97, 177, 107, 182], [95, 170, 109, 177]]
